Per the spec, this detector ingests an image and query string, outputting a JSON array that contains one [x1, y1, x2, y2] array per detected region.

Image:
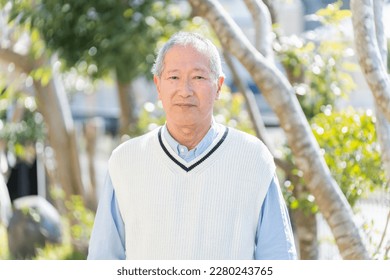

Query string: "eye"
[[168, 76, 179, 80], [194, 76, 205, 80]]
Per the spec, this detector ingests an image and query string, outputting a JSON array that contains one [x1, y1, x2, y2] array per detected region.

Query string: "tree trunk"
[[243, 0, 274, 62], [0, 49, 86, 205], [84, 119, 98, 211], [225, 42, 319, 259], [116, 80, 138, 136], [291, 182, 319, 259], [223, 52, 274, 151], [33, 58, 84, 202], [351, 0, 390, 182], [350, 0, 390, 123], [262, 0, 278, 24], [188, 0, 369, 259], [281, 49, 319, 259], [116, 81, 131, 136]]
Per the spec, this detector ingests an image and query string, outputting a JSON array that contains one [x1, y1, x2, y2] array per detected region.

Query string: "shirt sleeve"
[[87, 173, 126, 260], [254, 174, 297, 260]]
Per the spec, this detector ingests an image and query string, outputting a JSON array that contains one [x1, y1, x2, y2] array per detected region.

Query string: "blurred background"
[[0, 0, 389, 260]]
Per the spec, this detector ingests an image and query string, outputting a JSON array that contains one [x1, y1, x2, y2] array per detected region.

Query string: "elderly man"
[[87, 31, 296, 260]]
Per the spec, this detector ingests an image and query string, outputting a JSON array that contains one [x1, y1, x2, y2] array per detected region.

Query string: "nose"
[[178, 78, 193, 97]]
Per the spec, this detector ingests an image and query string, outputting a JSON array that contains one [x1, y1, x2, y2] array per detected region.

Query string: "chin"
[[171, 115, 199, 126]]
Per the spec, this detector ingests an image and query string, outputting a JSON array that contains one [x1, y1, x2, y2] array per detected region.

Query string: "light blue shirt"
[[88, 123, 297, 260]]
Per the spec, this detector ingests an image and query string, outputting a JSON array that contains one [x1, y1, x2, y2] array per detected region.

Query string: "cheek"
[[158, 84, 173, 101], [159, 97, 171, 109], [200, 92, 218, 109]]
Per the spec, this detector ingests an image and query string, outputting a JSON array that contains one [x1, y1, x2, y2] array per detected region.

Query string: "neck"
[[166, 121, 212, 150]]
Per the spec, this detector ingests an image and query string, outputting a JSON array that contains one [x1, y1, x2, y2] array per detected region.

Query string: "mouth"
[[174, 103, 196, 107]]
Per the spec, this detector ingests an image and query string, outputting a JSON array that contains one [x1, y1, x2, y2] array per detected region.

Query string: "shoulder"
[[109, 127, 160, 163], [228, 127, 269, 151], [226, 126, 274, 164]]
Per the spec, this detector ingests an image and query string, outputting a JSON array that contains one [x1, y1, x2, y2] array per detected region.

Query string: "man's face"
[[154, 45, 224, 128]]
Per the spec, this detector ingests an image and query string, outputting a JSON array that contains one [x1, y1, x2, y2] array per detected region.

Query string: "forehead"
[[163, 45, 210, 72]]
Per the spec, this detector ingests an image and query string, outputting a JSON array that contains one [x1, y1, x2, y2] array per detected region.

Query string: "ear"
[[215, 76, 225, 100], [153, 75, 162, 100]]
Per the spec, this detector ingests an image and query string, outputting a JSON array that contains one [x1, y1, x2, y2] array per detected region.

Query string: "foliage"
[[283, 107, 387, 213], [65, 195, 95, 254], [0, 95, 45, 162], [276, 35, 356, 119], [213, 87, 256, 135], [362, 215, 390, 260], [0, 224, 9, 259], [0, 4, 48, 163], [134, 100, 166, 136], [33, 221, 87, 260], [311, 107, 387, 206], [32, 195, 94, 260], [33, 219, 84, 260], [0, 194, 94, 260], [273, 1, 378, 213], [274, 1, 357, 119], [4, 0, 191, 83], [315, 0, 351, 26]]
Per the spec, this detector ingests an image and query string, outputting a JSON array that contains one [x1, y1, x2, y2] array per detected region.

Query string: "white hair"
[[151, 31, 224, 80]]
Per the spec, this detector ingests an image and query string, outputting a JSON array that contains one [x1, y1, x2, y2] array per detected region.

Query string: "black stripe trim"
[[158, 127, 229, 172]]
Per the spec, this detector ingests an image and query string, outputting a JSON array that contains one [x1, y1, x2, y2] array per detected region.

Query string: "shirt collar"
[[162, 119, 218, 162]]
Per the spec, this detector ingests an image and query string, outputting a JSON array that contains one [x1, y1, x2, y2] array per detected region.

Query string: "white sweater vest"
[[108, 125, 275, 259]]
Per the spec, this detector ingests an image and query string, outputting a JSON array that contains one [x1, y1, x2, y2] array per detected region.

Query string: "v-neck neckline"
[[157, 126, 229, 172]]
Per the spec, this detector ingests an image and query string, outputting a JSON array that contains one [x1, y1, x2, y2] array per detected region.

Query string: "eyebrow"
[[165, 70, 179, 75], [165, 68, 208, 74]]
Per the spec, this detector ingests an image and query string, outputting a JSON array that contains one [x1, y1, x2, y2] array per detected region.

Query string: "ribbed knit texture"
[[108, 125, 275, 260]]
